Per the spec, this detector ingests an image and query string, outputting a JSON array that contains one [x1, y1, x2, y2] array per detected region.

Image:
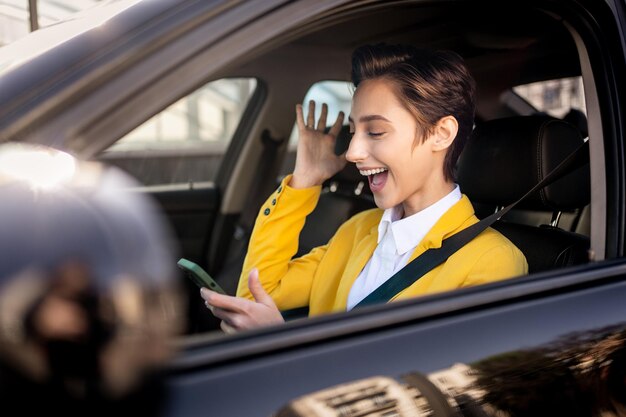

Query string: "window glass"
[[100, 78, 257, 185], [0, 0, 106, 47], [0, 0, 30, 46], [37, 0, 102, 27], [513, 76, 586, 118], [0, 0, 143, 75]]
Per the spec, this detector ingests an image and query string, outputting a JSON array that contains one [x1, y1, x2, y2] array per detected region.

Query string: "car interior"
[[96, 1, 594, 335]]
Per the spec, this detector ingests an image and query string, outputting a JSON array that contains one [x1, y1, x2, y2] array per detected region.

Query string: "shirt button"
[[264, 208, 270, 215], [277, 186, 282, 193], [272, 198, 276, 205]]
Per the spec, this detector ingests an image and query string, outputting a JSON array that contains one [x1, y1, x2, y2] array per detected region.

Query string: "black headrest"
[[457, 116, 590, 211], [563, 108, 588, 138]]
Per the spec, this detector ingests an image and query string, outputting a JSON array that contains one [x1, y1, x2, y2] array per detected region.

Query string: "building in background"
[[1, 0, 103, 46]]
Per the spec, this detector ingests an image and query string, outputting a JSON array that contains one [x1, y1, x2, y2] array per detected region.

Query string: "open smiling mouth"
[[359, 167, 388, 192]]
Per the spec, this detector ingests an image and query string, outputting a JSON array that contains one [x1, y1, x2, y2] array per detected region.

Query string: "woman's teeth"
[[359, 168, 388, 176]]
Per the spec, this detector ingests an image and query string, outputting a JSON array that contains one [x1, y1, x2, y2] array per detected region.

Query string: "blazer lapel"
[[334, 224, 379, 310], [390, 195, 477, 300]]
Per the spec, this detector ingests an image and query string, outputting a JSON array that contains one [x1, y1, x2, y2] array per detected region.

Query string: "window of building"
[[0, 0, 30, 47], [513, 76, 586, 118], [37, 0, 102, 27], [0, 0, 103, 47]]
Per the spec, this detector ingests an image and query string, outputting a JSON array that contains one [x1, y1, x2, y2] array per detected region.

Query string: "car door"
[[159, 0, 626, 415]]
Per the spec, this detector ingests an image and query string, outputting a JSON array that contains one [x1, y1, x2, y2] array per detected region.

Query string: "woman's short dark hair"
[[351, 43, 476, 182]]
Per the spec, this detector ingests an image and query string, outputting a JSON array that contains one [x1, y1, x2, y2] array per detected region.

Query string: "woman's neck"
[[401, 180, 456, 218]]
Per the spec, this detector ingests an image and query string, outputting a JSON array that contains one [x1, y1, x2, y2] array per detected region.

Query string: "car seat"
[[296, 125, 376, 256], [457, 115, 591, 273]]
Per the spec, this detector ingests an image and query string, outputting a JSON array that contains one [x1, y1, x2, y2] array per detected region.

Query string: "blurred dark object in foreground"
[[0, 143, 185, 417]]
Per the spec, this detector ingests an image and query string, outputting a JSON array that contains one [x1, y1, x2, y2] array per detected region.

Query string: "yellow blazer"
[[237, 175, 528, 315]]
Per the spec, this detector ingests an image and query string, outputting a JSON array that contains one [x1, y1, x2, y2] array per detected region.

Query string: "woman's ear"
[[432, 116, 459, 151]]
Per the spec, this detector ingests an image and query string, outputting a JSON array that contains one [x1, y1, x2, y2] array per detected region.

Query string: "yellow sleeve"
[[463, 243, 529, 287], [236, 175, 327, 310]]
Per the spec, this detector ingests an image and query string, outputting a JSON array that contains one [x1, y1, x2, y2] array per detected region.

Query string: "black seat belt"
[[353, 140, 589, 308]]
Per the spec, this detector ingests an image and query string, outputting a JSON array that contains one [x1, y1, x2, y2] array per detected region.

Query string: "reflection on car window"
[[513, 76, 586, 118], [0, 0, 142, 74], [100, 78, 257, 185]]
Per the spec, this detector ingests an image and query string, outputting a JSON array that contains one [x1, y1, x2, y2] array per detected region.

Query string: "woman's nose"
[[345, 133, 367, 163]]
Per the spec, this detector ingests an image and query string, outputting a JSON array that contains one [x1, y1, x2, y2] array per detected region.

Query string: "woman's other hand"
[[201, 268, 284, 333], [291, 100, 346, 189]]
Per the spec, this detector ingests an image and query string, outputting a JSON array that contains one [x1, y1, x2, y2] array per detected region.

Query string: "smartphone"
[[177, 258, 227, 295]]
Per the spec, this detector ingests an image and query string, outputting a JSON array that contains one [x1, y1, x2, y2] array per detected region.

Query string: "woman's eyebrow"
[[348, 115, 391, 123]]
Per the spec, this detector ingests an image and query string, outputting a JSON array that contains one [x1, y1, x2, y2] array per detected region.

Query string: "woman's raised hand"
[[291, 100, 346, 189]]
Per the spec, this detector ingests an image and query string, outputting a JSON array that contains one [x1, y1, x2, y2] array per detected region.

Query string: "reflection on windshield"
[[0, 0, 143, 75]]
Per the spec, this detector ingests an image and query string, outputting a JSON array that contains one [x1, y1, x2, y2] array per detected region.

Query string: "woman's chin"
[[372, 193, 397, 211]]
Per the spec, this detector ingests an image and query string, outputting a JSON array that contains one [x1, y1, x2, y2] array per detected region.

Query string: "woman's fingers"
[[292, 100, 346, 186], [296, 100, 341, 138], [205, 298, 250, 332], [208, 298, 282, 333], [247, 268, 275, 307], [220, 321, 236, 334], [295, 104, 305, 130], [317, 103, 328, 131], [200, 268, 285, 333], [307, 100, 316, 128], [210, 305, 238, 322], [328, 111, 345, 138], [200, 288, 246, 314], [201, 268, 285, 333]]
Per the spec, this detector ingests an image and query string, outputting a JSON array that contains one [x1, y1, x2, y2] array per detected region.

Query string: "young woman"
[[201, 43, 528, 332]]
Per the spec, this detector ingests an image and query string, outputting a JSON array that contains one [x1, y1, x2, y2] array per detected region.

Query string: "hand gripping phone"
[[177, 258, 226, 294]]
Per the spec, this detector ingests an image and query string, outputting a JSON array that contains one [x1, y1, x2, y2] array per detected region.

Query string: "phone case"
[[177, 258, 226, 294]]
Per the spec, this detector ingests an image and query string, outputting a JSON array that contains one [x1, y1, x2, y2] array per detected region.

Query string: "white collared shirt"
[[346, 185, 462, 310]]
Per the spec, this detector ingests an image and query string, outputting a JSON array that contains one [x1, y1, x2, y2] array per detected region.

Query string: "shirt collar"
[[377, 185, 462, 254]]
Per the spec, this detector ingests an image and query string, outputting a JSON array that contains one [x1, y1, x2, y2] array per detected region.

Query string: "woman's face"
[[346, 78, 451, 217]]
